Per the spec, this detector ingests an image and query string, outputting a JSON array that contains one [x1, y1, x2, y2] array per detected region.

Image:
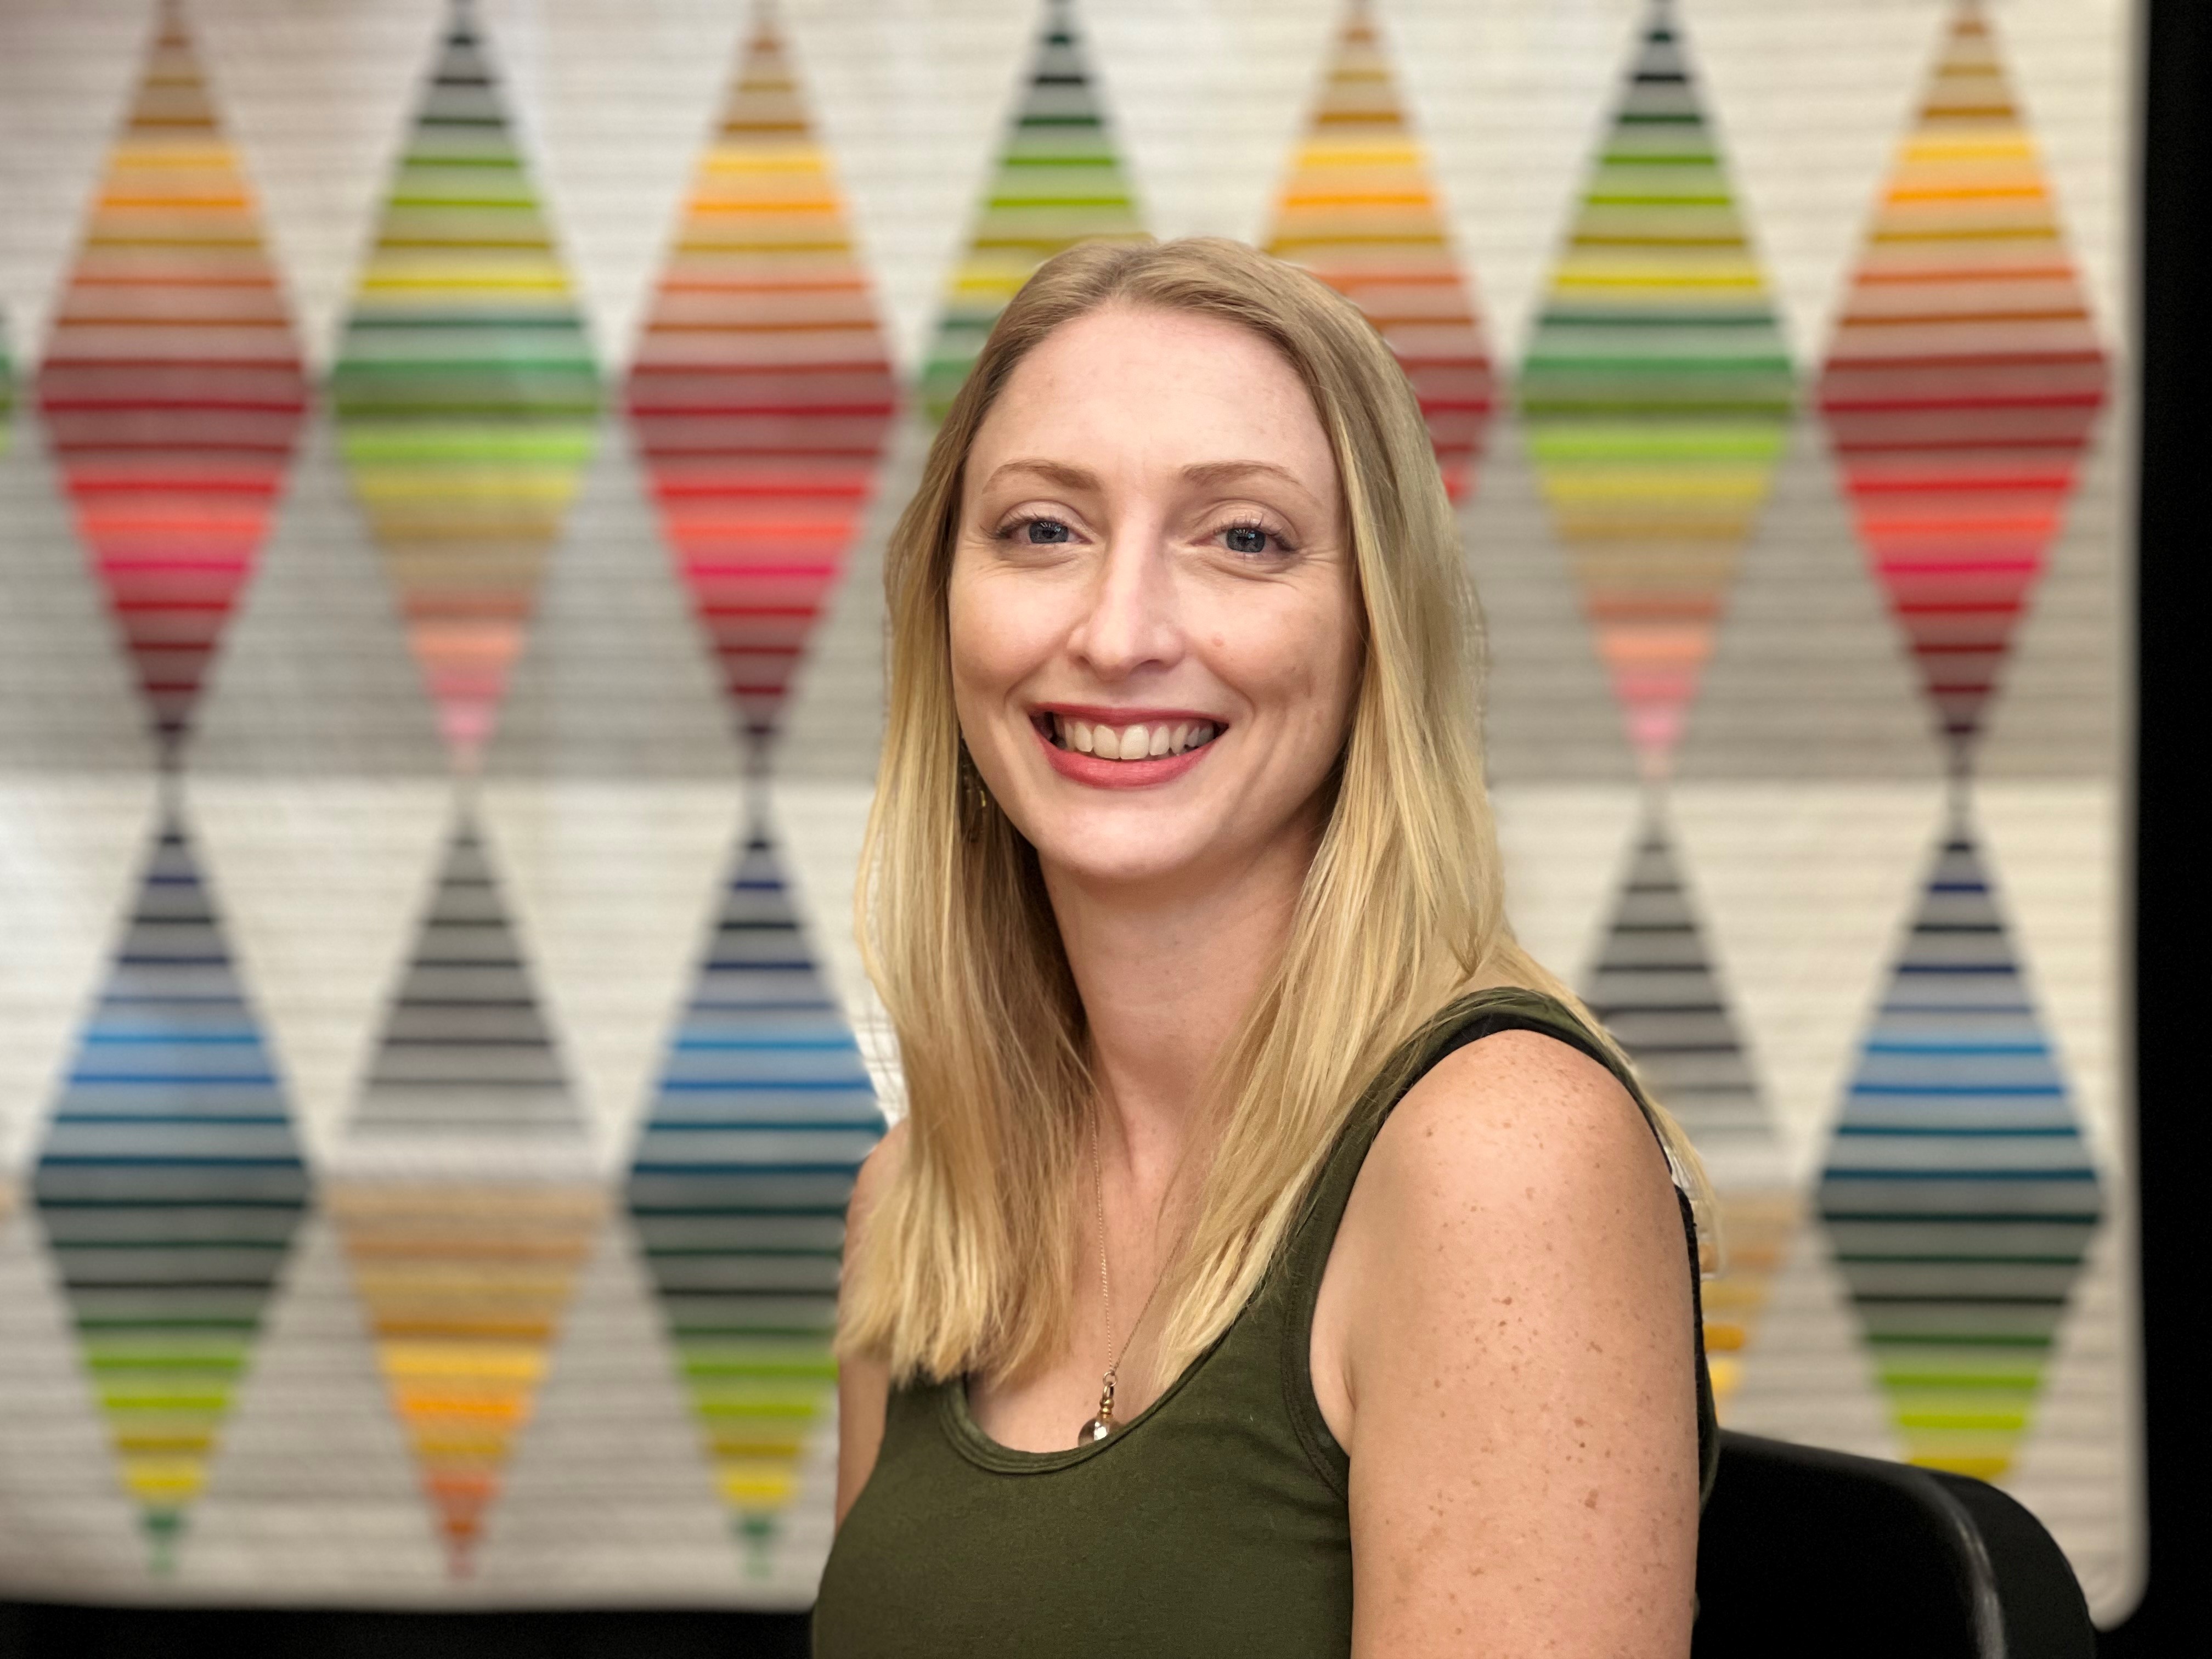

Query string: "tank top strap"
[[1268, 985, 1720, 1505]]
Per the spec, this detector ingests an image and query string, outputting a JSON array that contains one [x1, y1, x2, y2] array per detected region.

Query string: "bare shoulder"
[[1318, 1025, 1690, 1404], [1362, 1026, 1674, 1218], [1318, 1025, 1688, 1398], [1321, 1028, 1700, 1655]]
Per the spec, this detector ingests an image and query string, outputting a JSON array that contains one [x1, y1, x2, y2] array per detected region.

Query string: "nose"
[[1064, 521, 1182, 681]]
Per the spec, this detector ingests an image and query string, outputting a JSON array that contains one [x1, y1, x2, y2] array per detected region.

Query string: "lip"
[[1029, 703, 1227, 791], [1033, 703, 1226, 727]]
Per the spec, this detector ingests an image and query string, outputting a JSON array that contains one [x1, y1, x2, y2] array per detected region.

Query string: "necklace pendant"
[[1075, 1370, 1117, 1447]]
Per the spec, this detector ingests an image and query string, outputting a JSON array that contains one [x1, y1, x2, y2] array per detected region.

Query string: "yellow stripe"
[[105, 144, 242, 168], [380, 1345, 547, 1381], [700, 151, 831, 176], [716, 1465, 799, 1508], [1901, 136, 2033, 162], [1537, 470, 1779, 505], [122, 1462, 207, 1501], [1293, 139, 1423, 168]]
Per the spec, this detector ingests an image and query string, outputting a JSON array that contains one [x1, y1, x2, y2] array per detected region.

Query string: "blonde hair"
[[842, 237, 1705, 1386]]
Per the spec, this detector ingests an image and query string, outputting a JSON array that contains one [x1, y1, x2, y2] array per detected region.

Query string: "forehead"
[[969, 305, 1339, 492]]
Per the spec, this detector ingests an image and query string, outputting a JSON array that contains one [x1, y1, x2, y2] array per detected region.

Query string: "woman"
[[814, 239, 1713, 1657]]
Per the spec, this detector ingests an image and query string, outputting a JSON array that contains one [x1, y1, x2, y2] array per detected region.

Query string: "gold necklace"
[[1078, 1111, 1139, 1446]]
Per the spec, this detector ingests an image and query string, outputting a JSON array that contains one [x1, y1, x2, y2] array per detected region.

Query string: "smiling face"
[[948, 303, 1365, 898]]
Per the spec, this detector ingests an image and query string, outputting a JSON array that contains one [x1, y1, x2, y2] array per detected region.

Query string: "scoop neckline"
[[937, 1326, 1234, 1475], [934, 991, 1570, 1477]]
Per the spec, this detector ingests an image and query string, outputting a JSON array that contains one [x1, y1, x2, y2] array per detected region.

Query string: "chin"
[[1023, 817, 1220, 891]]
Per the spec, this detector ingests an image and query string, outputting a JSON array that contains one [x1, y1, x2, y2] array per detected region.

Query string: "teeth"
[[1052, 716, 1220, 760]]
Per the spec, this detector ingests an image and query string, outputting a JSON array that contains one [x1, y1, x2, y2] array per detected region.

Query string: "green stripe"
[[340, 428, 598, 462], [1526, 425, 1790, 461]]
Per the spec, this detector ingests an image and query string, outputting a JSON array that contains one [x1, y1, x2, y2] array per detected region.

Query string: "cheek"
[[946, 563, 1045, 701], [1216, 581, 1363, 743]]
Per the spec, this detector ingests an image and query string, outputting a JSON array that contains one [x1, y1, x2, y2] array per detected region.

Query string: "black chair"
[[1694, 1430, 2096, 1659]]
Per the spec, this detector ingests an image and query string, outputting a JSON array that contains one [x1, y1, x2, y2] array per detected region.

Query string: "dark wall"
[[2103, 0, 2212, 1650]]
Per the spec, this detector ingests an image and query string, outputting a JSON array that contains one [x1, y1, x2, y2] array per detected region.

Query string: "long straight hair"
[[839, 238, 1707, 1385]]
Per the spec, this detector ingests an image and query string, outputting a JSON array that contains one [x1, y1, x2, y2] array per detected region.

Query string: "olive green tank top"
[[813, 988, 1717, 1657]]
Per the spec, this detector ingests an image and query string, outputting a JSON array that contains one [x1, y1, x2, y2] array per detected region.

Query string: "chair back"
[[1694, 1430, 2095, 1658]]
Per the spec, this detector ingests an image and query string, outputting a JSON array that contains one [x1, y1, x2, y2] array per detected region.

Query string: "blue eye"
[[1224, 524, 1272, 555], [1023, 518, 1071, 545]]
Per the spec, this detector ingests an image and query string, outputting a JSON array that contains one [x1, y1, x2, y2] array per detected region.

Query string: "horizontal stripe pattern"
[[330, 1180, 605, 1575], [1586, 823, 1767, 1152], [1264, 4, 1493, 501], [330, 1, 601, 768], [627, 827, 881, 1558], [1818, 822, 2101, 1480], [626, 4, 896, 749], [1583, 817, 1792, 1405], [1520, 1, 1794, 774], [921, 0, 1146, 421], [350, 810, 582, 1138], [32, 807, 308, 1568], [337, 802, 591, 1574], [34, 0, 307, 756], [1816, 2, 2108, 755]]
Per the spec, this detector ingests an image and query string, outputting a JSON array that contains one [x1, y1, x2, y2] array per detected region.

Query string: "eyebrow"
[[979, 457, 1317, 499], [980, 458, 1101, 493], [1178, 459, 1310, 494]]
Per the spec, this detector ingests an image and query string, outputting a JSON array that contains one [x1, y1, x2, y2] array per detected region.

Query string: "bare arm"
[[1313, 1030, 1700, 1657], [833, 1121, 905, 1527]]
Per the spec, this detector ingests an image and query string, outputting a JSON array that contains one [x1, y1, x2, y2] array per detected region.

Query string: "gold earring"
[[958, 742, 992, 842]]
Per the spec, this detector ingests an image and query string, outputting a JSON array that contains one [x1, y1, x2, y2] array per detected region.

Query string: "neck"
[[1042, 824, 1316, 1198]]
